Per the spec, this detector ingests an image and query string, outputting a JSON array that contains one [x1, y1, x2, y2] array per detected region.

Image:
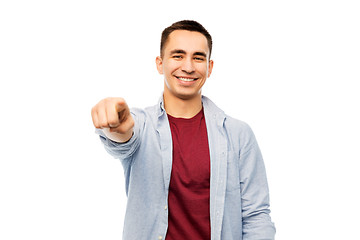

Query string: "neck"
[[163, 92, 203, 118]]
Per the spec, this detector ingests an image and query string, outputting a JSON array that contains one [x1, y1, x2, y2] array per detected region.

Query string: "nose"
[[181, 57, 195, 74]]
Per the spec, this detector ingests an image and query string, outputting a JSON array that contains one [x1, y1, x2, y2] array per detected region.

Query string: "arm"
[[239, 129, 276, 239]]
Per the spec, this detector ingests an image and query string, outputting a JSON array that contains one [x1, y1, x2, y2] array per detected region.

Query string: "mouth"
[[175, 76, 199, 82]]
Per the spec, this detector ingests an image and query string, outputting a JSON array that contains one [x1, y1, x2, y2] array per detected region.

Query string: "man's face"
[[156, 30, 213, 101]]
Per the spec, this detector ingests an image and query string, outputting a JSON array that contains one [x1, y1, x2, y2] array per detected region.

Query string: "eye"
[[194, 57, 205, 61], [173, 55, 183, 59]]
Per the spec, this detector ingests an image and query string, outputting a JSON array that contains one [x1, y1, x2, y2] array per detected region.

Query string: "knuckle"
[[102, 97, 112, 106], [103, 98, 110, 105]]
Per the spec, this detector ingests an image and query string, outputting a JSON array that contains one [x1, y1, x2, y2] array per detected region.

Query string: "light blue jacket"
[[97, 96, 275, 240]]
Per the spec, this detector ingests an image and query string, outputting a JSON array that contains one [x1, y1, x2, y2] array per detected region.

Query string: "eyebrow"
[[170, 49, 207, 58], [170, 49, 186, 55]]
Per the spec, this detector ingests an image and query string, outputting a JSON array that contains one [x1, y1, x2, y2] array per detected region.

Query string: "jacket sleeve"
[[239, 126, 276, 239], [95, 109, 144, 167]]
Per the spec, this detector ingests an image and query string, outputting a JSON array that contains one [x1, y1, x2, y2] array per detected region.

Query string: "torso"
[[166, 108, 211, 240]]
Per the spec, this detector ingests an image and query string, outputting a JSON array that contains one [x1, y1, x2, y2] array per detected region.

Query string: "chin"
[[175, 91, 202, 101]]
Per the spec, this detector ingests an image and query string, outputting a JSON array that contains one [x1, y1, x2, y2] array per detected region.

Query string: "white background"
[[1, 0, 359, 239]]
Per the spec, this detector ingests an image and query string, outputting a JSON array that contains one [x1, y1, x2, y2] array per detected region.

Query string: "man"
[[91, 20, 275, 240]]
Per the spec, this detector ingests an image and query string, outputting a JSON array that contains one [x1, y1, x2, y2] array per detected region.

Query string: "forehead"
[[164, 30, 209, 55]]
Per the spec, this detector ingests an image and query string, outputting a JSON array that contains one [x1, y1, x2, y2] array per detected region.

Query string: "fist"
[[91, 97, 134, 136]]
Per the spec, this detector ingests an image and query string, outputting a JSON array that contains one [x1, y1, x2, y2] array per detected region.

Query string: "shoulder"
[[129, 101, 163, 129], [202, 95, 254, 137], [224, 115, 253, 136], [129, 101, 159, 118], [202, 96, 257, 149], [224, 114, 256, 147], [129, 107, 147, 122]]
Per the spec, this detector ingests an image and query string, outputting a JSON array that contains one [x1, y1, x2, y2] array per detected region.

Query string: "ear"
[[156, 56, 163, 74], [207, 60, 214, 78]]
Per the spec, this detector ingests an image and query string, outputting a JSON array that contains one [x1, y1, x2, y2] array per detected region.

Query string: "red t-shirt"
[[166, 108, 211, 240]]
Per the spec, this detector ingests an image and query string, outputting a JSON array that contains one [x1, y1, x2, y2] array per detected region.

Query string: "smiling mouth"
[[176, 76, 198, 82]]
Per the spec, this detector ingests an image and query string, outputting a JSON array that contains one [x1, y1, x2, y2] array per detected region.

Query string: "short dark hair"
[[160, 20, 213, 58]]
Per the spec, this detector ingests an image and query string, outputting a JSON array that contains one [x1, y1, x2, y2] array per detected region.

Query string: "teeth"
[[178, 77, 195, 82]]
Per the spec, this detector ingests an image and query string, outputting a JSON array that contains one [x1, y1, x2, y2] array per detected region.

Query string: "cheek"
[[199, 64, 209, 76], [162, 62, 174, 74]]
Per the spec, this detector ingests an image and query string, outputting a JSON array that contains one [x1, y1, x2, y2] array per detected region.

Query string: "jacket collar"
[[156, 94, 226, 123]]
